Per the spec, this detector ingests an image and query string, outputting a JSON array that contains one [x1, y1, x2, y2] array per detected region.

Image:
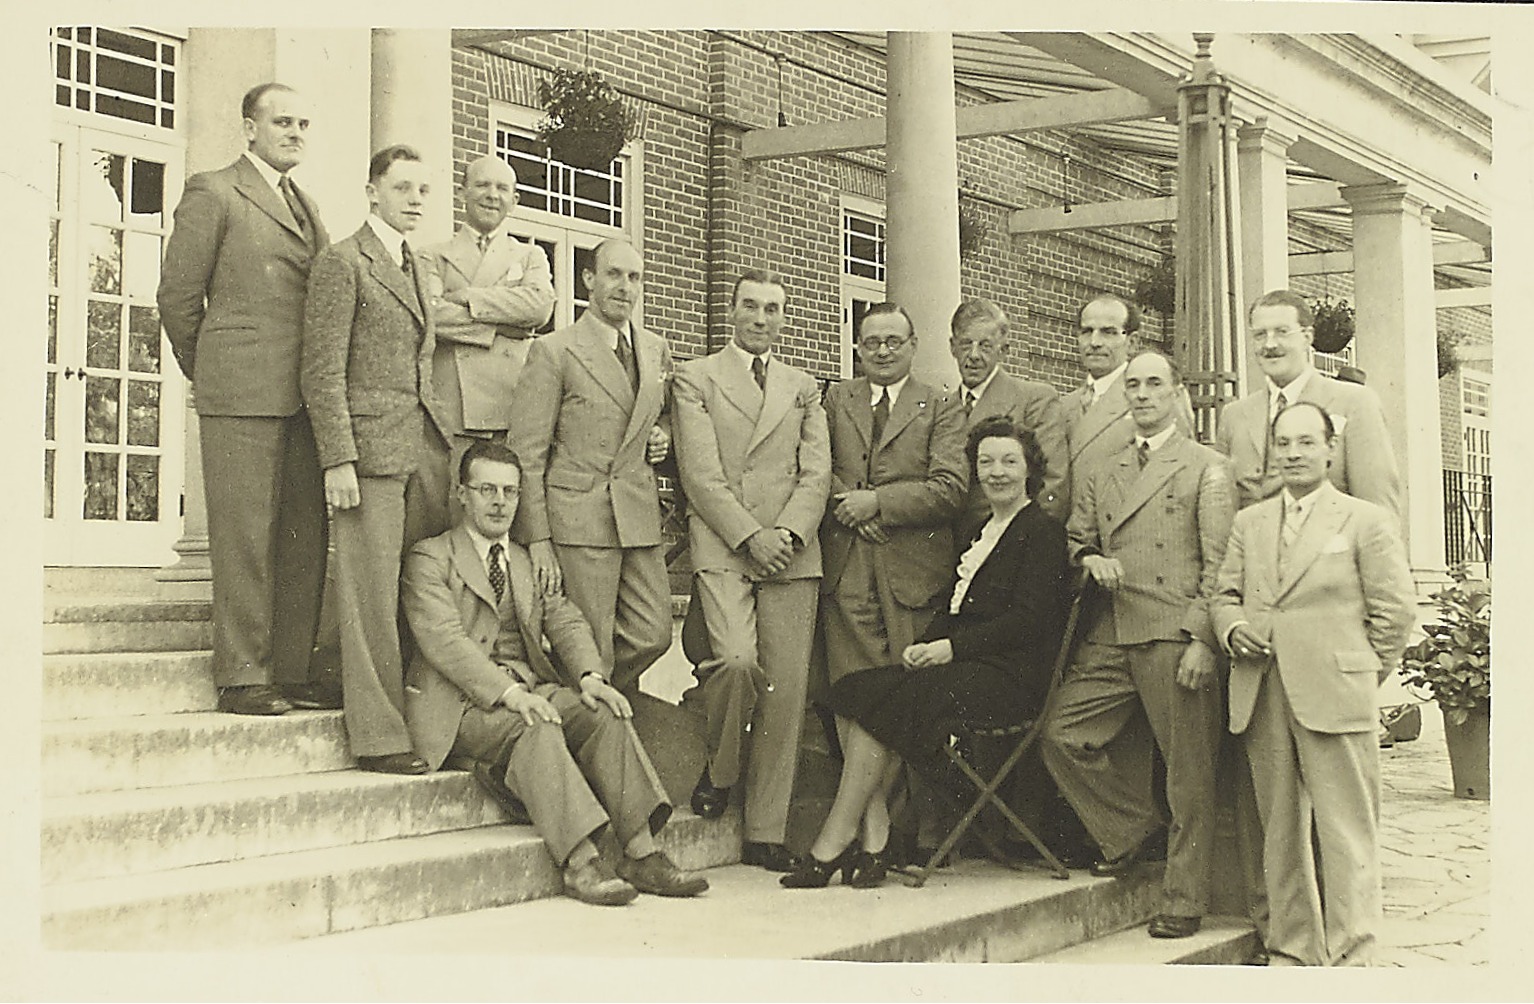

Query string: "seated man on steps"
[[400, 439, 708, 906]]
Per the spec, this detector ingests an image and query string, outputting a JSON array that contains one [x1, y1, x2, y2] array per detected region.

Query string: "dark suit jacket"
[[158, 155, 328, 417], [964, 368, 1070, 524], [301, 223, 451, 475]]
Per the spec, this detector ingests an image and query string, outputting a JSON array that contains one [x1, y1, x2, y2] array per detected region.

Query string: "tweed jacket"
[[963, 368, 1071, 524]]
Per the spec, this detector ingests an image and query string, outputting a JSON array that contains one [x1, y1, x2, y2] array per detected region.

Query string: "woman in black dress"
[[783, 417, 1070, 888]]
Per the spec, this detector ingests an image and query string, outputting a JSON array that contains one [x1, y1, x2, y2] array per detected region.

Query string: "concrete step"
[[43, 710, 351, 796], [44, 651, 217, 720], [1032, 914, 1260, 965], [44, 598, 213, 655], [42, 769, 516, 884], [43, 811, 740, 950], [288, 859, 1163, 960]]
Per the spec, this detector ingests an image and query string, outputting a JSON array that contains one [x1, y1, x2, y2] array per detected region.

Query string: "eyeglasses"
[[858, 335, 912, 354], [463, 482, 519, 502], [951, 338, 1000, 354]]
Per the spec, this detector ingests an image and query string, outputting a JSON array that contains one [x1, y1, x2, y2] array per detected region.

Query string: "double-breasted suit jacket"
[[156, 153, 330, 690], [1060, 370, 1196, 510], [963, 369, 1070, 526], [820, 377, 967, 682], [1215, 370, 1402, 523], [672, 348, 831, 844], [419, 226, 554, 436]]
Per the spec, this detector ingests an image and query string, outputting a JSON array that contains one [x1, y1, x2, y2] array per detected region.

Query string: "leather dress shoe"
[[1090, 827, 1167, 877], [615, 851, 709, 897], [281, 682, 343, 710], [356, 752, 429, 775], [690, 770, 731, 820], [564, 855, 638, 906], [1147, 914, 1202, 939], [741, 841, 800, 872], [217, 685, 293, 716]]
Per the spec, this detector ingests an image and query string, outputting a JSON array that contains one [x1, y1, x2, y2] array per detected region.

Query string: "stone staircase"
[[40, 575, 1258, 962]]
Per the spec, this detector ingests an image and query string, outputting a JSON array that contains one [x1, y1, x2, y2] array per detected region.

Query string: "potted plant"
[[958, 193, 989, 262], [1399, 565, 1491, 799], [537, 68, 637, 171], [1133, 254, 1177, 318], [1309, 298, 1355, 354]]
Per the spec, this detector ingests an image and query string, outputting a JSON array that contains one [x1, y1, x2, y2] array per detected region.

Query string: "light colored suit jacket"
[[964, 368, 1070, 524], [1061, 370, 1195, 509], [419, 227, 554, 434], [158, 155, 329, 416], [1215, 369, 1402, 523], [301, 224, 451, 476], [821, 377, 968, 608], [1211, 483, 1415, 735], [673, 350, 831, 581], [401, 525, 607, 769], [1068, 430, 1235, 649], [508, 310, 673, 548]]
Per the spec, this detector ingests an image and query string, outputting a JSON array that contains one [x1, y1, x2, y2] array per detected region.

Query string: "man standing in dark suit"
[[1043, 351, 1235, 940], [157, 82, 332, 716], [948, 299, 1069, 527], [301, 144, 453, 774]]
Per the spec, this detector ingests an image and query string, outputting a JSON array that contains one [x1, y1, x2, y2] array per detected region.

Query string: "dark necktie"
[[1264, 390, 1288, 471], [872, 387, 890, 445], [278, 175, 308, 237], [616, 331, 640, 393], [963, 390, 976, 416], [488, 542, 506, 606], [477, 232, 492, 255], [1137, 439, 1150, 469], [752, 355, 767, 392]]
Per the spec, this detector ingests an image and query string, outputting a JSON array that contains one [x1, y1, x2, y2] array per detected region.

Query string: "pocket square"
[[1332, 414, 1348, 436], [1322, 534, 1350, 554]]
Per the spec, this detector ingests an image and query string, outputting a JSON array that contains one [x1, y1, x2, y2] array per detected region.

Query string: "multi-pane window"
[[53, 27, 177, 130], [840, 200, 887, 377], [843, 209, 886, 282], [1311, 339, 1355, 377], [496, 128, 625, 230], [1462, 374, 1491, 478]]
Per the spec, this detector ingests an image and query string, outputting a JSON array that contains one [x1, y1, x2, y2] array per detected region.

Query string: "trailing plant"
[[1133, 254, 1177, 317], [537, 68, 637, 171], [1400, 564, 1490, 726], [1437, 328, 1463, 380], [1309, 298, 1355, 354], [958, 195, 989, 261]]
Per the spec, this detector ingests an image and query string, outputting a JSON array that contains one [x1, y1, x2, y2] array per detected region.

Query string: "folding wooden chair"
[[897, 570, 1094, 887]]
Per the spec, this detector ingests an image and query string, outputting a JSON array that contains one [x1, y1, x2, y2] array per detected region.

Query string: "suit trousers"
[[1243, 665, 1381, 967], [821, 541, 934, 686], [691, 570, 817, 845], [453, 685, 670, 867], [553, 543, 672, 694], [1043, 640, 1221, 916], [332, 437, 450, 757], [200, 412, 327, 689]]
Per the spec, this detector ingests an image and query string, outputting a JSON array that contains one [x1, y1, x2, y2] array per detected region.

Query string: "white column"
[[1236, 120, 1294, 396], [370, 29, 455, 246], [885, 31, 961, 390], [1342, 182, 1446, 577]]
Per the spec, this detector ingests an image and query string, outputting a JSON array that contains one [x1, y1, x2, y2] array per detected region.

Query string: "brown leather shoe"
[[217, 685, 293, 716], [356, 752, 429, 775], [1147, 914, 1202, 939], [563, 855, 638, 906], [615, 851, 709, 897], [281, 683, 343, 710]]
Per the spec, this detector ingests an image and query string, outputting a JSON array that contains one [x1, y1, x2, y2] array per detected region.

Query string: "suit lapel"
[[450, 526, 499, 612], [841, 378, 874, 450], [439, 228, 482, 283], [748, 357, 793, 454], [1278, 486, 1349, 597], [567, 314, 635, 409], [707, 351, 762, 423], [1072, 375, 1128, 459], [357, 226, 425, 326], [232, 158, 306, 243], [1103, 441, 1184, 535], [877, 381, 925, 451], [618, 324, 664, 454]]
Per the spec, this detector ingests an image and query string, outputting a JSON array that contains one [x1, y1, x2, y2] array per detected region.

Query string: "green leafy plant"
[[1400, 565, 1490, 726], [537, 68, 637, 171], [1309, 298, 1355, 354], [1133, 254, 1177, 317]]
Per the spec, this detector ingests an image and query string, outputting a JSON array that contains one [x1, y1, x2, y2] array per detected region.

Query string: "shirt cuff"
[[1221, 620, 1249, 655], [497, 682, 526, 706]]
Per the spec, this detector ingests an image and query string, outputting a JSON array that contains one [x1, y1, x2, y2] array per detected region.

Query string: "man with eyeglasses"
[[948, 298, 1069, 529], [401, 440, 709, 906]]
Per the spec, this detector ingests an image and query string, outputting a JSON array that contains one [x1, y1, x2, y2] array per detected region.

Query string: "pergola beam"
[[1436, 286, 1492, 309], [1007, 182, 1345, 235], [741, 86, 1170, 161], [1290, 240, 1489, 276], [1003, 32, 1183, 107]]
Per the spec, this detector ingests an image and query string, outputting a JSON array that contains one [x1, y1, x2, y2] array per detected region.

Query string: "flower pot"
[[547, 129, 623, 172], [1441, 703, 1490, 800]]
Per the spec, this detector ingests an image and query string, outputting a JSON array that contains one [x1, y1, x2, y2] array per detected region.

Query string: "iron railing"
[[1444, 468, 1492, 565]]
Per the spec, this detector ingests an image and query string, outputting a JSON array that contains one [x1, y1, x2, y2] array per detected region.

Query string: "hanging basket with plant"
[[537, 68, 637, 172], [1309, 298, 1355, 354], [958, 196, 989, 262], [1133, 254, 1177, 318]]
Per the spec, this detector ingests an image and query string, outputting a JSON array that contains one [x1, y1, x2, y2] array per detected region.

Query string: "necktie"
[[1136, 439, 1150, 469], [1264, 390, 1288, 471], [1082, 382, 1095, 416], [963, 390, 976, 416], [616, 331, 640, 393], [871, 387, 890, 445], [278, 175, 308, 236], [751, 355, 767, 392], [1278, 500, 1303, 576], [400, 241, 414, 277], [488, 542, 506, 606], [477, 232, 492, 255]]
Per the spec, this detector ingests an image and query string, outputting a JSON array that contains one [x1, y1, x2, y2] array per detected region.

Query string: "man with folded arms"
[[402, 440, 708, 906]]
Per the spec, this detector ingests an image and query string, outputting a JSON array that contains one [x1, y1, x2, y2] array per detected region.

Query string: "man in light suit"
[[401, 441, 708, 906], [508, 239, 674, 696], [948, 299, 1069, 527], [672, 270, 831, 871], [157, 82, 332, 716], [419, 155, 554, 465], [301, 145, 453, 774], [1043, 351, 1235, 940], [1212, 402, 1414, 966], [1216, 289, 1402, 522]]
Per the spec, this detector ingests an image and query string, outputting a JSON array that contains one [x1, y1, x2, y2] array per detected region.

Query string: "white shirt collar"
[[964, 366, 1001, 403], [870, 375, 909, 407], [1088, 362, 1127, 404], [724, 339, 772, 374], [1136, 424, 1178, 453], [1281, 481, 1330, 522], [1267, 366, 1316, 412], [587, 312, 634, 352], [366, 215, 409, 267], [242, 150, 286, 195], [463, 524, 511, 574]]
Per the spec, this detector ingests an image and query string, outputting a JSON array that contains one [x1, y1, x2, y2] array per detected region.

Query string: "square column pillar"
[[1236, 120, 1294, 395], [885, 31, 961, 390], [1342, 182, 1446, 576], [370, 29, 455, 246]]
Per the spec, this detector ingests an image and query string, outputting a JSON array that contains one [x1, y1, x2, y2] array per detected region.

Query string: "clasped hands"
[[832, 489, 888, 544], [500, 673, 632, 727], [745, 526, 797, 577]]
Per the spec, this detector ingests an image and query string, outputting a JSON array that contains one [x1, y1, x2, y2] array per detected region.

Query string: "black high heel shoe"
[[779, 846, 857, 888], [847, 848, 888, 889]]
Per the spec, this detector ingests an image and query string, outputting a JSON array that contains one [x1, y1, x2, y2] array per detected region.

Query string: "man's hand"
[[1082, 554, 1125, 591], [855, 519, 890, 544], [528, 539, 563, 598], [579, 674, 633, 719], [901, 639, 954, 670], [442, 288, 470, 306], [503, 687, 562, 726], [833, 490, 880, 527], [746, 527, 794, 576], [324, 462, 361, 510], [646, 425, 670, 465], [1227, 623, 1271, 661], [1175, 640, 1217, 692]]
